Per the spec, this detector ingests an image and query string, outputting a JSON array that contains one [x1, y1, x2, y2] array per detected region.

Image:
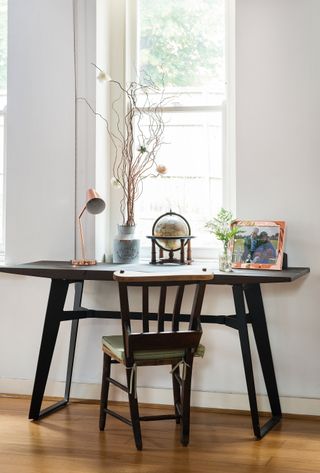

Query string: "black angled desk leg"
[[63, 282, 84, 403], [29, 279, 69, 420], [244, 283, 282, 436], [232, 284, 261, 439]]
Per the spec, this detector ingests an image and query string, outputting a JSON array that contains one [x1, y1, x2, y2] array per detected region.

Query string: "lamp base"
[[71, 259, 97, 266]]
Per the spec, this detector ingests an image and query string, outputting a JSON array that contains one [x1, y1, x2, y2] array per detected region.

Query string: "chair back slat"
[[189, 283, 207, 331], [142, 286, 149, 332], [118, 283, 131, 334], [157, 286, 167, 332], [119, 283, 132, 359], [172, 285, 184, 331]]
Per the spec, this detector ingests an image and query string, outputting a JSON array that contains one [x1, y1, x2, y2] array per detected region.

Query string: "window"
[[0, 0, 7, 260], [100, 0, 235, 258], [133, 0, 235, 255]]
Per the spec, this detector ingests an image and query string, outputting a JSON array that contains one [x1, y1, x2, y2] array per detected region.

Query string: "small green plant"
[[205, 208, 243, 253]]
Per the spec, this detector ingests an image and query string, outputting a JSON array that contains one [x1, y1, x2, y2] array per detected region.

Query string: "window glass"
[[136, 109, 224, 248], [139, 0, 225, 104], [136, 0, 227, 249]]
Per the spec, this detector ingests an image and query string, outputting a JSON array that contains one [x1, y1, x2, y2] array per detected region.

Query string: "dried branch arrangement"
[[80, 66, 169, 226]]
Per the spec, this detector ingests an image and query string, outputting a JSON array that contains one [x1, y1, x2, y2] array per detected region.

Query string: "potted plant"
[[205, 208, 242, 271]]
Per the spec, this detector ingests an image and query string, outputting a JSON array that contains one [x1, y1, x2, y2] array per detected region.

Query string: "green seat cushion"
[[102, 335, 205, 362]]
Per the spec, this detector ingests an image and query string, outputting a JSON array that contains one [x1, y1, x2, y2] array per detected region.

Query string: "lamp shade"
[[86, 188, 106, 215]]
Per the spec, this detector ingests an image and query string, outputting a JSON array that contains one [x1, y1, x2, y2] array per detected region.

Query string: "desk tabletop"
[[0, 260, 310, 285]]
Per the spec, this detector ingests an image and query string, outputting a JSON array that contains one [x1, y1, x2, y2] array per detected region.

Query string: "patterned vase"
[[113, 224, 140, 264]]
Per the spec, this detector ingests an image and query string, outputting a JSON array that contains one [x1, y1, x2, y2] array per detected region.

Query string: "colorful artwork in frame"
[[231, 220, 286, 270]]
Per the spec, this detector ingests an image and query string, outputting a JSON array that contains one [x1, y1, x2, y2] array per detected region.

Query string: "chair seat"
[[102, 335, 205, 362]]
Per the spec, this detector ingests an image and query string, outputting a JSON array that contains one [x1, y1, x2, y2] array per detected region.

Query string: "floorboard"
[[1, 397, 320, 473]]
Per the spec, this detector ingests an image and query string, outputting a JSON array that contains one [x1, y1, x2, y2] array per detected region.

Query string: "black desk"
[[0, 261, 309, 439]]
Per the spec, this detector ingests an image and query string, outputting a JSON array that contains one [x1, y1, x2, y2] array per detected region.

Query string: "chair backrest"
[[113, 269, 214, 363]]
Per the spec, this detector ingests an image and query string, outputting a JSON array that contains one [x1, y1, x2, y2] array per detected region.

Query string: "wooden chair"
[[99, 269, 214, 450]]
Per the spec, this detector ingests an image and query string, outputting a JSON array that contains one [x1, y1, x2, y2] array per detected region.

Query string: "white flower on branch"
[[91, 63, 112, 82]]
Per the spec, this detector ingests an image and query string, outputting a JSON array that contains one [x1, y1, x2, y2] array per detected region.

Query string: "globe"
[[152, 211, 191, 252]]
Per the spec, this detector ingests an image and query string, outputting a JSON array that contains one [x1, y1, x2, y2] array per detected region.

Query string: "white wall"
[[1, 0, 319, 416], [0, 0, 76, 395], [236, 0, 320, 406], [6, 0, 75, 263]]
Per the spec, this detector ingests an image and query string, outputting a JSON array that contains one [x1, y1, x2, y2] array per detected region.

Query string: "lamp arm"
[[78, 205, 86, 220], [71, 189, 104, 266], [78, 205, 87, 261]]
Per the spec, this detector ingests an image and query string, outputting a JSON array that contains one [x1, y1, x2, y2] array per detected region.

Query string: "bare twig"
[[87, 70, 168, 226]]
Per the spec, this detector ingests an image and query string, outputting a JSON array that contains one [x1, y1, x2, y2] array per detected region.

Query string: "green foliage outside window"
[[139, 0, 224, 88]]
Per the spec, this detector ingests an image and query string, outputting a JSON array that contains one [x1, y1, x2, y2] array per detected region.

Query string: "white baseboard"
[[1, 377, 320, 416]]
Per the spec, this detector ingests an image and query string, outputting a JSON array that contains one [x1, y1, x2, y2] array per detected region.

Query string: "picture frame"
[[231, 220, 286, 270]]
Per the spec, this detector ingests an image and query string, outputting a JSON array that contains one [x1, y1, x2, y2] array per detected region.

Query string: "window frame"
[[99, 0, 235, 261], [0, 105, 6, 262], [0, 0, 7, 263]]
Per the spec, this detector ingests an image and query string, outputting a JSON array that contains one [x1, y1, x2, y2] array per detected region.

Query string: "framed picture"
[[231, 220, 286, 270]]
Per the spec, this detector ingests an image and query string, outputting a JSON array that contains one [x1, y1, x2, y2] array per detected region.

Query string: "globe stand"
[[147, 210, 194, 265], [147, 236, 194, 265]]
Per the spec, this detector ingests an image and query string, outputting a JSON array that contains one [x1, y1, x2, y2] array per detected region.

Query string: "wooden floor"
[[1, 397, 320, 473]]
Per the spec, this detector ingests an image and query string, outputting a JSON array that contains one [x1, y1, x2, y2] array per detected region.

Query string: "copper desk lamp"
[[71, 188, 106, 266]]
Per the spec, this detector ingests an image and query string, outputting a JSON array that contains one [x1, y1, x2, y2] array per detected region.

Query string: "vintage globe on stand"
[[147, 211, 194, 264], [152, 211, 191, 252]]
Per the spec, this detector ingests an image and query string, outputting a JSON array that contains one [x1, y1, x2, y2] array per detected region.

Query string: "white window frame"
[[0, 0, 7, 263], [97, 0, 235, 262], [0, 105, 6, 263]]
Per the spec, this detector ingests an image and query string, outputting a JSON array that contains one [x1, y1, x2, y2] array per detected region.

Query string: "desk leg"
[[244, 283, 282, 435], [232, 285, 261, 438], [29, 279, 69, 420], [233, 284, 282, 439], [64, 282, 83, 401]]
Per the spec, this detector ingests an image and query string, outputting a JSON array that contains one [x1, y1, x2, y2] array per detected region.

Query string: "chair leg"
[[99, 353, 111, 431], [172, 363, 181, 424], [126, 366, 143, 450], [180, 359, 194, 447]]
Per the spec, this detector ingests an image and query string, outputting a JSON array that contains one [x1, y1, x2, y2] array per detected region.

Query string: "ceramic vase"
[[113, 224, 140, 264]]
